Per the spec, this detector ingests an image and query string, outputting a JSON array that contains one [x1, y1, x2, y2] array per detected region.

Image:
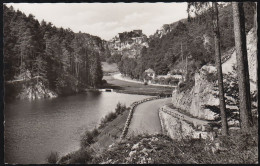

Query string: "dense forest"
[[115, 3, 255, 80], [4, 5, 110, 100], [3, 3, 255, 100]]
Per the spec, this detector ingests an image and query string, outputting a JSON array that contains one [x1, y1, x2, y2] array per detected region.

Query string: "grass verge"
[[102, 75, 173, 96], [56, 102, 130, 164]]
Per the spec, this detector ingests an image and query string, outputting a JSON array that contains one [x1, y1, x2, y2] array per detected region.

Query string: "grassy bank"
[[102, 75, 173, 96], [48, 94, 258, 164], [102, 62, 119, 76], [55, 103, 130, 164]]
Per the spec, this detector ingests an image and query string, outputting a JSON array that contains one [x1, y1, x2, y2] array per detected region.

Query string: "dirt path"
[[127, 98, 172, 136]]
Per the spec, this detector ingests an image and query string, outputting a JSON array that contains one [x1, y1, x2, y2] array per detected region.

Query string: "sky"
[[6, 3, 188, 40]]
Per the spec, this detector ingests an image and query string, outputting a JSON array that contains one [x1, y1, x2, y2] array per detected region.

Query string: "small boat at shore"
[[84, 88, 113, 92], [99, 89, 113, 92]]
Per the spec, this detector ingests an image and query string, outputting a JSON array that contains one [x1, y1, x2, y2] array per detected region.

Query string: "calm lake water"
[[4, 92, 150, 164]]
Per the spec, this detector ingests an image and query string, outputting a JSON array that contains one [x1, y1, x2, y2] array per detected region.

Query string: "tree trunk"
[[256, 2, 258, 109], [232, 2, 253, 132], [254, 2, 257, 30], [85, 48, 89, 86], [37, 67, 39, 85], [212, 2, 228, 136], [181, 42, 184, 82], [20, 54, 23, 75], [185, 54, 188, 81]]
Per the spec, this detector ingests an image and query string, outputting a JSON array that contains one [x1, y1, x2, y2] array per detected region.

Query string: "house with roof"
[[144, 68, 155, 79]]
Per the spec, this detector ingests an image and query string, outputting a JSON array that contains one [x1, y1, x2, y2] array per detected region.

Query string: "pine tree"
[[32, 56, 47, 85], [17, 28, 34, 79], [212, 2, 228, 136], [187, 2, 228, 136], [3, 5, 111, 96], [232, 2, 253, 132], [84, 47, 90, 86], [61, 40, 70, 72]]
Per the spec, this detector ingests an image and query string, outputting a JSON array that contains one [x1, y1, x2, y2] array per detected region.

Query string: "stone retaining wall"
[[159, 106, 215, 140]]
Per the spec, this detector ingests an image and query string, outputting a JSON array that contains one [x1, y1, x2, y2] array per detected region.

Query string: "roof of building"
[[145, 68, 155, 73]]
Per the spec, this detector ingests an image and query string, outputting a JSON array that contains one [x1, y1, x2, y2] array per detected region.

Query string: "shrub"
[[170, 78, 179, 86], [153, 77, 159, 84], [159, 77, 165, 84], [99, 103, 129, 128], [102, 79, 107, 85], [115, 102, 127, 115], [205, 72, 217, 83], [80, 128, 100, 148], [80, 131, 94, 148], [164, 77, 172, 85], [221, 66, 254, 106], [179, 75, 195, 92], [92, 128, 99, 137], [100, 112, 117, 128], [68, 149, 93, 164], [159, 92, 166, 97], [46, 151, 59, 164], [105, 112, 117, 122]]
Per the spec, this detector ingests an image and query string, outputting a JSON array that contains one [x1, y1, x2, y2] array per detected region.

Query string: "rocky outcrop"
[[150, 19, 186, 39], [172, 28, 257, 121], [17, 80, 57, 100], [171, 88, 193, 112], [246, 28, 257, 83], [222, 28, 257, 83], [152, 24, 172, 38], [108, 30, 148, 58], [189, 66, 219, 120], [6, 70, 57, 100], [172, 65, 218, 120], [5, 79, 57, 100]]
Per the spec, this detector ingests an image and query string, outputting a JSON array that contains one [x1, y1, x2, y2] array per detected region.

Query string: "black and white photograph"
[[2, 1, 258, 164]]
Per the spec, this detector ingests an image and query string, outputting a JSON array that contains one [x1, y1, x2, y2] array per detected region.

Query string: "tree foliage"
[[116, 3, 254, 81], [4, 5, 108, 97]]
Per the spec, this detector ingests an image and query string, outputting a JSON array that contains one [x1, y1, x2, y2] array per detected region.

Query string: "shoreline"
[[112, 90, 170, 96], [102, 74, 174, 97], [113, 73, 177, 88], [57, 73, 174, 163], [58, 94, 172, 163], [58, 95, 174, 164], [57, 96, 153, 164]]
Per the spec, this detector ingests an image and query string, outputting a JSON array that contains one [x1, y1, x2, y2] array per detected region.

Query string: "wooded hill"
[[3, 3, 255, 100], [116, 3, 255, 80], [4, 5, 110, 100]]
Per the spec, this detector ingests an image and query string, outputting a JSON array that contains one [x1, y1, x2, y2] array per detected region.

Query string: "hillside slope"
[[108, 30, 148, 58], [115, 3, 255, 78], [222, 27, 257, 91], [172, 27, 257, 122], [4, 5, 108, 100]]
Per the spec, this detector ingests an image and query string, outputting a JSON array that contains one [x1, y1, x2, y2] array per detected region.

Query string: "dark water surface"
[[4, 92, 149, 164]]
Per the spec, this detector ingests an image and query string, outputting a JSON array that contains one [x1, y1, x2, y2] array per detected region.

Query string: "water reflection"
[[4, 92, 149, 164]]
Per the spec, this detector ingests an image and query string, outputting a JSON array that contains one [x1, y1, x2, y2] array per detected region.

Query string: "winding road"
[[127, 98, 172, 137]]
